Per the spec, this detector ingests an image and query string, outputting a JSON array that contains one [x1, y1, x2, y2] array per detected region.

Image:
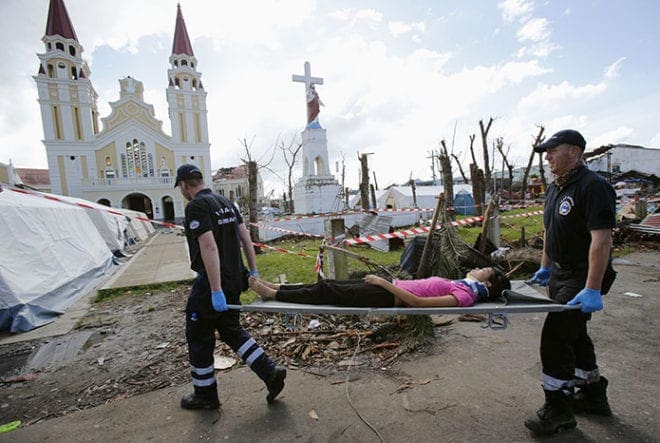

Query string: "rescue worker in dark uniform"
[[525, 130, 617, 435], [175, 164, 286, 410]]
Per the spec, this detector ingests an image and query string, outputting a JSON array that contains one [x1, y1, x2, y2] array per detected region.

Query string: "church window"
[[123, 139, 153, 178], [236, 185, 243, 197], [103, 157, 115, 181], [191, 62, 194, 68], [73, 107, 83, 140], [55, 42, 64, 51], [192, 79, 197, 89], [181, 60, 188, 66], [178, 113, 187, 142], [47, 64, 54, 78], [68, 45, 75, 56], [174, 60, 178, 67], [120, 153, 128, 177], [194, 113, 202, 143], [57, 62, 65, 69], [160, 156, 170, 177], [47, 42, 52, 50], [174, 78, 180, 89], [71, 66, 77, 79], [52, 105, 63, 139]]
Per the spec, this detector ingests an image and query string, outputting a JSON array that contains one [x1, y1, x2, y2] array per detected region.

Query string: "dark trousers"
[[185, 274, 276, 397], [540, 264, 598, 391], [276, 279, 396, 307]]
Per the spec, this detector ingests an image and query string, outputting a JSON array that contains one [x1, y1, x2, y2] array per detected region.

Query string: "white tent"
[[0, 186, 114, 332], [120, 208, 156, 243], [38, 191, 130, 253], [378, 185, 473, 210]]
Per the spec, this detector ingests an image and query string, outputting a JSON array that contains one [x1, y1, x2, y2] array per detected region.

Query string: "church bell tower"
[[166, 4, 211, 180], [34, 0, 99, 196]]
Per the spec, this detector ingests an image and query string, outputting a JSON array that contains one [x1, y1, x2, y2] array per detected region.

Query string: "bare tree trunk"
[[411, 179, 418, 208], [494, 138, 516, 201], [523, 126, 545, 204], [417, 194, 444, 278], [358, 153, 370, 209], [470, 163, 485, 216], [479, 118, 494, 196], [450, 153, 469, 184], [370, 184, 377, 209], [281, 136, 302, 214], [372, 171, 379, 191], [439, 140, 454, 215], [538, 153, 548, 192], [468, 134, 477, 165], [246, 160, 259, 242]]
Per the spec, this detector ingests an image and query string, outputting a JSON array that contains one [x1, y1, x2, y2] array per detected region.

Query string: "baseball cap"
[[534, 129, 586, 153], [174, 164, 203, 188]]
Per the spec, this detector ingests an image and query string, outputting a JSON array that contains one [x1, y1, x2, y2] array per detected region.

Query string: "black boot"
[[180, 391, 220, 410], [265, 365, 287, 403], [574, 376, 612, 416], [524, 389, 577, 435]]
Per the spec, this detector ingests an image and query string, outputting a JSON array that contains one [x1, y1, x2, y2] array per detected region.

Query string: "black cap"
[[174, 164, 203, 188], [534, 129, 586, 153]]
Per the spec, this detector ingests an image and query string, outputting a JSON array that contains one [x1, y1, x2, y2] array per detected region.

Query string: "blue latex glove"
[[567, 288, 603, 313], [528, 265, 551, 286], [211, 290, 228, 312], [248, 269, 259, 277]]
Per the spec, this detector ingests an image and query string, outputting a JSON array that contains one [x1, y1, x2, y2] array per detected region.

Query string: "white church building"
[[34, 0, 211, 221]]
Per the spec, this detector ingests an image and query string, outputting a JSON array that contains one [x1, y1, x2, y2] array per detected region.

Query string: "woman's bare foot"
[[249, 277, 277, 300], [256, 278, 280, 290]]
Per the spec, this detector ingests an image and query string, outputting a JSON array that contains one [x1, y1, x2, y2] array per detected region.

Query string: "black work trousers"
[[276, 279, 396, 307], [185, 274, 276, 398], [540, 264, 598, 390]]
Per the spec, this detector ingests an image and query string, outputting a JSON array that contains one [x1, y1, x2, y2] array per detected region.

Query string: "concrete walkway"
[[99, 230, 195, 291], [0, 231, 194, 346]]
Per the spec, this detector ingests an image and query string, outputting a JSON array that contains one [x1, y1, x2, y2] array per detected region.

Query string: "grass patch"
[[95, 279, 193, 303]]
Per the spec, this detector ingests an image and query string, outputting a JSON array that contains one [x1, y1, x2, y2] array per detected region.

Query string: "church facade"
[[34, 0, 211, 221]]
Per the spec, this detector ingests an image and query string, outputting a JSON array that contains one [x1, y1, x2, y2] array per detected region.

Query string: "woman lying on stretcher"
[[248, 267, 511, 308]]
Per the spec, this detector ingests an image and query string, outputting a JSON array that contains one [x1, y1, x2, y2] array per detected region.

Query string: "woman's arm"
[[363, 275, 459, 307]]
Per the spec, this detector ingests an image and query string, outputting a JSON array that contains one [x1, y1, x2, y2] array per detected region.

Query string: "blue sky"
[[1, 0, 658, 195]]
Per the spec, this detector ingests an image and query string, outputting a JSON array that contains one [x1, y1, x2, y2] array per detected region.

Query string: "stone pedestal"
[[293, 127, 341, 214]]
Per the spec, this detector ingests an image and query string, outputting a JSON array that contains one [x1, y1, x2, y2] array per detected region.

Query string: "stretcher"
[[227, 281, 580, 330]]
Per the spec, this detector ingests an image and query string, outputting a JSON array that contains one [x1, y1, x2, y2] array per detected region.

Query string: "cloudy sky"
[[1, 0, 658, 195]]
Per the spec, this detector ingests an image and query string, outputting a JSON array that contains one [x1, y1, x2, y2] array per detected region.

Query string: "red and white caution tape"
[[344, 210, 543, 246], [8, 186, 185, 230]]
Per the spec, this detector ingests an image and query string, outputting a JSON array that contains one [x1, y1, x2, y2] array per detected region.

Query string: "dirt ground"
[[1, 250, 659, 441]]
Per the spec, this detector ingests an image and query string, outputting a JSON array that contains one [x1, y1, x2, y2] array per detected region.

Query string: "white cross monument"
[[291, 61, 340, 214]]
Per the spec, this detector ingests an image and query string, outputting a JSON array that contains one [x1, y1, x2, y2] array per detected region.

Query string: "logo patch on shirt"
[[189, 220, 200, 230], [558, 196, 574, 216]]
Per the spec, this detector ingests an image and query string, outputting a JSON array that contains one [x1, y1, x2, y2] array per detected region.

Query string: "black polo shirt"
[[543, 165, 616, 266], [184, 188, 245, 292]]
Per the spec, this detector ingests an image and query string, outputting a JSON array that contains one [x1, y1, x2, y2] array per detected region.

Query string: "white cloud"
[[355, 9, 383, 28], [604, 57, 626, 79], [517, 17, 550, 42], [388, 21, 426, 38], [519, 80, 607, 109], [499, 0, 534, 23], [649, 133, 660, 147], [590, 127, 634, 147]]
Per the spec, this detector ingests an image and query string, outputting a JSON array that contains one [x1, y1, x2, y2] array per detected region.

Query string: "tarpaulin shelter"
[[0, 186, 114, 332]]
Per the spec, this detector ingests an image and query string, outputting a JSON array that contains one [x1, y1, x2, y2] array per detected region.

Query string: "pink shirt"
[[394, 277, 476, 307]]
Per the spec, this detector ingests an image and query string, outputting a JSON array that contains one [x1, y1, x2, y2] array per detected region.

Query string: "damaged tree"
[[280, 134, 303, 214], [438, 140, 454, 215], [494, 137, 515, 201], [522, 126, 545, 203]]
